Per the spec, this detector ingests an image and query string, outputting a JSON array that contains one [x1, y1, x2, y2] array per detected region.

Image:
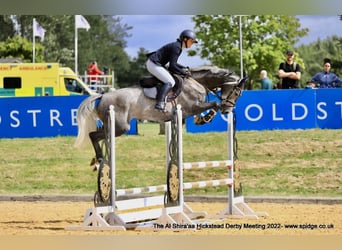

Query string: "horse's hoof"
[[89, 157, 96, 166]]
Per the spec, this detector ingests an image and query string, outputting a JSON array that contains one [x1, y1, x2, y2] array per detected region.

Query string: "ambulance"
[[0, 63, 96, 97]]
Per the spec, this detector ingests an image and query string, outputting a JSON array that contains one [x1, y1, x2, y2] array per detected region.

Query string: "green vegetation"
[[192, 15, 308, 88], [2, 15, 342, 89], [0, 123, 341, 197], [0, 15, 133, 86]]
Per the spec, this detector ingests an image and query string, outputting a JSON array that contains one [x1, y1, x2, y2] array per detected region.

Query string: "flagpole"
[[33, 18, 35, 63], [75, 15, 78, 74], [75, 15, 90, 74]]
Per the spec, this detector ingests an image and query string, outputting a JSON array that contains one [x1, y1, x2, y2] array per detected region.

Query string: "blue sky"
[[119, 15, 342, 66]]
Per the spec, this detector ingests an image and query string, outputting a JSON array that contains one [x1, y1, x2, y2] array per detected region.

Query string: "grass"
[[0, 122, 341, 197]]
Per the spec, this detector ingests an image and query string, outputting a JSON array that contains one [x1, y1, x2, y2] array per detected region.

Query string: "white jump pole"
[[109, 105, 116, 211], [217, 111, 268, 219], [176, 104, 184, 209], [227, 112, 234, 214]]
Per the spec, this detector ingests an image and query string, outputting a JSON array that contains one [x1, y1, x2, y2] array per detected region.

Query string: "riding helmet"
[[179, 30, 198, 43]]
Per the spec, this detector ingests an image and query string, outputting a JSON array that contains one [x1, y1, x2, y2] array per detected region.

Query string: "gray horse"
[[74, 66, 245, 159]]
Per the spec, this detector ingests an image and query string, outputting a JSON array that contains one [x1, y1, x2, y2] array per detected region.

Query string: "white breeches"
[[146, 59, 175, 87]]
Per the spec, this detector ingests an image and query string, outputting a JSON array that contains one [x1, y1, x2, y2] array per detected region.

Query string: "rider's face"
[[183, 38, 194, 48], [188, 39, 194, 47]]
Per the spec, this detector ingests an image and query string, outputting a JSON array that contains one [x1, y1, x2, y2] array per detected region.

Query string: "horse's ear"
[[238, 77, 248, 89]]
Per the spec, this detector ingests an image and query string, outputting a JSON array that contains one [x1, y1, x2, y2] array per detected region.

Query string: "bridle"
[[193, 75, 246, 125]]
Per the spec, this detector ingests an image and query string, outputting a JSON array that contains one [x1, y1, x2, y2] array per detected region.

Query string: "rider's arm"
[[168, 43, 187, 75]]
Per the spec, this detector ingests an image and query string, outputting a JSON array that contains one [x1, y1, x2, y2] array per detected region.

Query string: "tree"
[[297, 35, 342, 82], [191, 15, 309, 88], [76, 15, 132, 79], [0, 15, 16, 41], [1, 15, 132, 87], [118, 47, 149, 87], [0, 35, 44, 62]]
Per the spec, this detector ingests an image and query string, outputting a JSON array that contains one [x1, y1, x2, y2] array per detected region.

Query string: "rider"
[[146, 29, 198, 111]]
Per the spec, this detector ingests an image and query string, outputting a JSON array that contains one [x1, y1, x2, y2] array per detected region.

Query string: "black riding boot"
[[155, 82, 173, 111]]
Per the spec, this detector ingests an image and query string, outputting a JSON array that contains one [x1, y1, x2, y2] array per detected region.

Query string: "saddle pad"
[[143, 87, 158, 99]]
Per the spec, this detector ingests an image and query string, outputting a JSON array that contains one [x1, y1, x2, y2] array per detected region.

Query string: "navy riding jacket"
[[148, 40, 187, 75]]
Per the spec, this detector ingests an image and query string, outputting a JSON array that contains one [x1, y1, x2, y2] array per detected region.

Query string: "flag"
[[33, 19, 46, 41], [75, 15, 90, 30]]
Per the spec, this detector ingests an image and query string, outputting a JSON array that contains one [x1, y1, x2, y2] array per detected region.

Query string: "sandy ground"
[[0, 201, 341, 235]]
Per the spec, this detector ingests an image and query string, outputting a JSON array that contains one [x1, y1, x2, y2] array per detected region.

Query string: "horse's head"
[[190, 66, 245, 114], [220, 76, 246, 113]]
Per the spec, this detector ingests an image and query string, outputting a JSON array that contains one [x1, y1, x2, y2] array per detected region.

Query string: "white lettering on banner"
[[10, 110, 20, 128], [317, 102, 327, 120], [336, 102, 342, 119], [272, 103, 284, 121], [71, 109, 78, 126], [27, 110, 42, 127], [50, 109, 63, 126], [245, 104, 263, 121], [5, 109, 79, 129], [242, 102, 342, 123], [292, 103, 308, 121]]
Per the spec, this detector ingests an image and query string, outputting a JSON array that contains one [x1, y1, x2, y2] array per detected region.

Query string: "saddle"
[[139, 74, 184, 102]]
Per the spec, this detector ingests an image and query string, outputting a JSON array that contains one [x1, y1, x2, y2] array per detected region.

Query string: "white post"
[[74, 16, 78, 74], [239, 15, 243, 78], [109, 105, 116, 212], [32, 18, 36, 63], [112, 71, 115, 89], [227, 112, 234, 214], [165, 121, 171, 175], [176, 105, 184, 208]]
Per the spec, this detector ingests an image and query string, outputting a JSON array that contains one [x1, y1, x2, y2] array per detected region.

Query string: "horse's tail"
[[74, 94, 102, 148]]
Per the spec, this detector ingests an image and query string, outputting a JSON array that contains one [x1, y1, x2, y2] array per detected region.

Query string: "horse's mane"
[[190, 65, 233, 74], [190, 65, 239, 85]]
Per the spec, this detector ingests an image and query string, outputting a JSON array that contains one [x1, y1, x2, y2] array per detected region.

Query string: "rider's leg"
[[155, 82, 173, 110], [146, 59, 175, 110]]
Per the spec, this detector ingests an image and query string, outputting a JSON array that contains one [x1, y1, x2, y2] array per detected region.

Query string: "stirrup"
[[155, 102, 165, 110]]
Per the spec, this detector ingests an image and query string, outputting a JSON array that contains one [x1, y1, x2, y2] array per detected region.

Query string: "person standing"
[[278, 50, 301, 89], [260, 70, 273, 89], [309, 58, 342, 88], [87, 61, 104, 89], [146, 29, 197, 111]]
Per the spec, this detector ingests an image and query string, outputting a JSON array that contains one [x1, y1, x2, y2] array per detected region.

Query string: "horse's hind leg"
[[114, 112, 131, 137], [89, 129, 106, 161]]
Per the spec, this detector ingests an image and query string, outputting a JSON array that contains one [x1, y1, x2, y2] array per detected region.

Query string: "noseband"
[[221, 85, 243, 108], [193, 79, 244, 125]]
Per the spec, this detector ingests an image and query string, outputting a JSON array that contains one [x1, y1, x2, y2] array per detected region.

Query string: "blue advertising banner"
[[1, 90, 340, 138], [186, 89, 342, 133], [0, 96, 137, 138], [315, 89, 342, 129], [234, 89, 317, 130]]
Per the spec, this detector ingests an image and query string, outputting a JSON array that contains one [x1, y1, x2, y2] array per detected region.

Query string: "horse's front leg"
[[192, 101, 219, 115], [192, 101, 220, 125]]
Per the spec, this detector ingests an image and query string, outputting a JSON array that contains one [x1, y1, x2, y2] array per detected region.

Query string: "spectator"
[[278, 50, 301, 89], [309, 58, 342, 88], [260, 70, 273, 89], [305, 80, 316, 89], [87, 61, 103, 89]]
